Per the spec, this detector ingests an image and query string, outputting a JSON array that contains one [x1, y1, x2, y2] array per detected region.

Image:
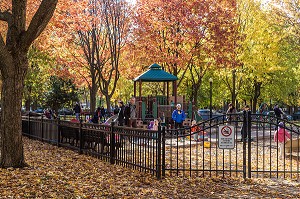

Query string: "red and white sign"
[[218, 125, 235, 149]]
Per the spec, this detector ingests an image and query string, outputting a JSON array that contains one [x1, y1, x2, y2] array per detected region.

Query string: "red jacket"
[[274, 128, 291, 143]]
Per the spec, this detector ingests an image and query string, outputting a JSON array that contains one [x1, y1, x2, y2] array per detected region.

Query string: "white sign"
[[218, 125, 235, 149]]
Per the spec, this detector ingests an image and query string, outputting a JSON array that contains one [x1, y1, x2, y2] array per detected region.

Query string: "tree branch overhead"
[[0, 10, 12, 24], [21, 0, 58, 50]]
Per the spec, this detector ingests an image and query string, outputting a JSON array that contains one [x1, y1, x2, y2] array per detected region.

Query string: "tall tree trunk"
[[0, 57, 27, 167], [106, 95, 111, 113], [25, 85, 31, 111], [231, 69, 236, 107], [0, 0, 58, 168], [25, 99, 30, 111], [252, 81, 262, 113], [192, 84, 200, 108], [90, 81, 97, 113]]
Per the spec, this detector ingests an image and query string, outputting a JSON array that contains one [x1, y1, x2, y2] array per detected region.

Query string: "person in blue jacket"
[[172, 104, 186, 129]]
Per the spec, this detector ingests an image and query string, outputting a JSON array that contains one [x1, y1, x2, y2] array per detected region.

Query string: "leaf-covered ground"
[[1, 137, 300, 198]]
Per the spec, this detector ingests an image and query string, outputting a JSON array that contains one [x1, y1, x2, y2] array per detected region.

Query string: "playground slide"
[[104, 114, 118, 125]]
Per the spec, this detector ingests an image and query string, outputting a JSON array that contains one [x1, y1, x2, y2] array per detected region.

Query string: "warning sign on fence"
[[218, 125, 235, 149]]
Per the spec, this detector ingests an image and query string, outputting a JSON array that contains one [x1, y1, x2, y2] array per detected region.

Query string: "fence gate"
[[161, 111, 300, 180]]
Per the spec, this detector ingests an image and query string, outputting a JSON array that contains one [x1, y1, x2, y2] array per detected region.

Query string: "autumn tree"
[[54, 0, 131, 112], [269, 0, 300, 110], [24, 46, 55, 110], [230, 0, 285, 111], [133, 0, 239, 106], [0, 0, 58, 167]]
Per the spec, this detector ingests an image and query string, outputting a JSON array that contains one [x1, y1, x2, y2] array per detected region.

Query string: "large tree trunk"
[[231, 69, 237, 107], [0, 56, 27, 167], [25, 99, 30, 111], [252, 81, 262, 113], [105, 95, 112, 113], [0, 0, 58, 168], [90, 81, 97, 113]]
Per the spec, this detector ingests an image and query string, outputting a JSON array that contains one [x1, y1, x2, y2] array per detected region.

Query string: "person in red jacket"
[[274, 122, 291, 159]]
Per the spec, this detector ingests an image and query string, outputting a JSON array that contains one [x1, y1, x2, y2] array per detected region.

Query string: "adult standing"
[[274, 104, 284, 119], [124, 97, 137, 127], [226, 103, 236, 124], [117, 101, 125, 126], [73, 103, 81, 121], [100, 106, 106, 122], [240, 105, 252, 142], [172, 104, 186, 129], [258, 102, 267, 114], [91, 107, 101, 124]]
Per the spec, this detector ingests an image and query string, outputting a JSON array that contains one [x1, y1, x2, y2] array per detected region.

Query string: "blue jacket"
[[172, 109, 186, 123]]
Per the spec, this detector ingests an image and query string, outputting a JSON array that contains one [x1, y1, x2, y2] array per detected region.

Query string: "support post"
[[134, 81, 136, 98], [209, 78, 213, 119], [242, 110, 247, 179], [162, 126, 166, 177], [110, 122, 116, 164], [247, 111, 252, 178], [156, 125, 162, 179], [79, 119, 83, 154], [57, 117, 61, 147], [28, 113, 31, 136], [41, 114, 44, 142]]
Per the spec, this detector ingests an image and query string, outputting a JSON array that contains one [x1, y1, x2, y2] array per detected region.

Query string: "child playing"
[[148, 121, 154, 130], [191, 120, 207, 142], [148, 119, 159, 131], [274, 122, 291, 159], [153, 119, 159, 131], [191, 120, 200, 141]]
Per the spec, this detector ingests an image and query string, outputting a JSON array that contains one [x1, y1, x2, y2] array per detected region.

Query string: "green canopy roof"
[[133, 63, 178, 82]]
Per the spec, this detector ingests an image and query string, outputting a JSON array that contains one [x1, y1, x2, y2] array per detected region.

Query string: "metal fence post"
[[156, 125, 162, 179], [110, 122, 116, 164], [162, 126, 166, 177], [247, 111, 252, 178], [242, 110, 247, 179], [57, 117, 61, 147], [79, 119, 83, 154], [41, 114, 44, 142], [28, 113, 31, 137]]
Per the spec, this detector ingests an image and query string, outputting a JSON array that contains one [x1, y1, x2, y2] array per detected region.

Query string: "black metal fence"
[[22, 115, 162, 179], [163, 111, 300, 180], [22, 112, 300, 180]]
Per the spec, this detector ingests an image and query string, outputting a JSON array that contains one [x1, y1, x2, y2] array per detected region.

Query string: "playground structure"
[[133, 63, 195, 128]]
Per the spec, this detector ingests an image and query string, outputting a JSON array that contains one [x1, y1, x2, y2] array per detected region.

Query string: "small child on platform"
[[148, 119, 159, 131], [153, 119, 159, 131]]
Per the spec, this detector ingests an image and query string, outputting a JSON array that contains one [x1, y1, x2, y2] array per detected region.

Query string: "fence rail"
[[22, 115, 162, 178], [22, 111, 300, 180]]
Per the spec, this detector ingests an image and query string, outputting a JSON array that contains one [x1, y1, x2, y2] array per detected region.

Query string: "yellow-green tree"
[[268, 0, 300, 110], [233, 0, 286, 111]]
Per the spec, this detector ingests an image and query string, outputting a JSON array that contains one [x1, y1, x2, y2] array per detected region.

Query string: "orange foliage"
[[36, 0, 92, 87], [131, 0, 240, 77]]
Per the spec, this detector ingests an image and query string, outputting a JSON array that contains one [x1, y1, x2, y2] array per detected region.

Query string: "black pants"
[[175, 122, 183, 135], [175, 122, 183, 129], [127, 119, 137, 128], [241, 125, 247, 139]]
